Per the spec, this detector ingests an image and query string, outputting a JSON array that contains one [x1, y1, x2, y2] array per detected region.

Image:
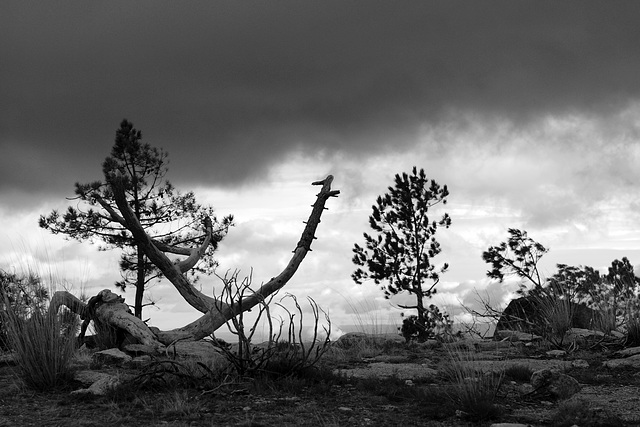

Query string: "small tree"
[[547, 264, 601, 304], [39, 120, 233, 318], [352, 167, 451, 336], [482, 228, 548, 295]]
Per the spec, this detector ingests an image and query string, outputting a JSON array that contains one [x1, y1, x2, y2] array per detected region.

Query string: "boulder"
[[603, 354, 640, 369], [495, 296, 600, 336], [530, 368, 581, 400]]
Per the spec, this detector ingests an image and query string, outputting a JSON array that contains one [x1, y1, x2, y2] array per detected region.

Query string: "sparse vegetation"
[[209, 270, 332, 378], [504, 364, 534, 382], [551, 398, 627, 427], [442, 347, 504, 422], [4, 187, 640, 425], [399, 304, 454, 343], [0, 271, 77, 391], [533, 288, 577, 348]]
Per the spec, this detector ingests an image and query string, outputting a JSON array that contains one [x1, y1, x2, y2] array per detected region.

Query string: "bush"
[[528, 284, 576, 348], [210, 270, 332, 378], [399, 305, 453, 343], [624, 298, 640, 346], [2, 298, 77, 391], [1, 270, 78, 391]]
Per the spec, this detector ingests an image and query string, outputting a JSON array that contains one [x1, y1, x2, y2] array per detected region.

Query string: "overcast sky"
[[3, 1, 640, 336]]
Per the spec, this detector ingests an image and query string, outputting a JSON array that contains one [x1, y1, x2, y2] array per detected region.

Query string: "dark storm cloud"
[[2, 1, 640, 198]]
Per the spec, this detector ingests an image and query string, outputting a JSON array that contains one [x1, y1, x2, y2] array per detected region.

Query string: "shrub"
[[399, 305, 453, 343], [530, 286, 576, 348], [624, 298, 640, 346], [210, 270, 332, 378], [1, 277, 77, 391]]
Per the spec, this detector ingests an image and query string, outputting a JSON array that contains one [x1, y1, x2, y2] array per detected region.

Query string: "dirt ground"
[[2, 340, 640, 427]]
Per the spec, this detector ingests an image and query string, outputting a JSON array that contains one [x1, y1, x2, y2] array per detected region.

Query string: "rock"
[[165, 340, 225, 360], [563, 328, 605, 345], [603, 354, 640, 369], [530, 368, 581, 400], [335, 362, 438, 381], [130, 355, 152, 367], [615, 346, 640, 357], [494, 330, 542, 342], [122, 343, 157, 356], [333, 332, 402, 349], [74, 370, 113, 386], [546, 349, 566, 358], [92, 348, 132, 366], [610, 330, 625, 339], [72, 370, 123, 396], [495, 296, 600, 335], [571, 359, 589, 369]]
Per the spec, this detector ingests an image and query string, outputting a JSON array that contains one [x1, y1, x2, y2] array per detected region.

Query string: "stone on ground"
[[530, 368, 580, 400]]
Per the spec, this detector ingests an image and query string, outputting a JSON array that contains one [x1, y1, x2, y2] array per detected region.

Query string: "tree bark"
[[49, 176, 339, 347]]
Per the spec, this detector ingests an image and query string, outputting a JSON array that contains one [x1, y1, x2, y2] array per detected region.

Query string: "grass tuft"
[[1, 271, 77, 391], [504, 364, 534, 382], [442, 347, 504, 422]]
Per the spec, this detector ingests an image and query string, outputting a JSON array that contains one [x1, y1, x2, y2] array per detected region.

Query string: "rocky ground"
[[2, 330, 640, 426]]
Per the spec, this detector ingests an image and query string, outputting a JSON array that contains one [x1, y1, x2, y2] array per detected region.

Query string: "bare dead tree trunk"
[[49, 176, 339, 348], [49, 289, 164, 350]]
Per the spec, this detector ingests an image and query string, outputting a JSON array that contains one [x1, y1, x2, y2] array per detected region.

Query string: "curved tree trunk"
[[50, 289, 166, 351], [49, 176, 339, 348]]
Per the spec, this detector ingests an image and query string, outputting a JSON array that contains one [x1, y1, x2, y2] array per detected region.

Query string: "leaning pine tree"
[[352, 167, 451, 341]]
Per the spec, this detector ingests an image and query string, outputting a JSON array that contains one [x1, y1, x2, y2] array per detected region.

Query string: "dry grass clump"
[[1, 277, 78, 391], [503, 364, 534, 382], [442, 347, 504, 422], [531, 290, 576, 348]]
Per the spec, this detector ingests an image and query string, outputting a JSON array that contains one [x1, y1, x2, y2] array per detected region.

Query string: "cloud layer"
[[3, 2, 640, 200]]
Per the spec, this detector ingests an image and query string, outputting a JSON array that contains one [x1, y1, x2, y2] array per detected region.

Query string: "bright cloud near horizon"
[[2, 2, 640, 335]]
